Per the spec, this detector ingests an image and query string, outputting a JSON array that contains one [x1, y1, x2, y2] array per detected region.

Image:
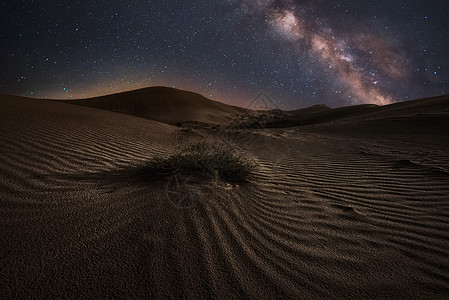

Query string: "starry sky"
[[1, 0, 448, 109]]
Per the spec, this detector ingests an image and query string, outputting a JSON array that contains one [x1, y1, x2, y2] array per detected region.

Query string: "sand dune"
[[59, 86, 249, 125], [1, 91, 449, 298], [264, 95, 449, 128]]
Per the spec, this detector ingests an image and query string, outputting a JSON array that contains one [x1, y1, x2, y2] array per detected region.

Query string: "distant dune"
[[59, 86, 249, 125], [263, 95, 449, 129], [1, 90, 449, 298]]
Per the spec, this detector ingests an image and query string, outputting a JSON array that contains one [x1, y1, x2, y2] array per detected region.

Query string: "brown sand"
[[1, 92, 449, 298]]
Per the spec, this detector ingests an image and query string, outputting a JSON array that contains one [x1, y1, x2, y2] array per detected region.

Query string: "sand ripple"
[[1, 97, 449, 298]]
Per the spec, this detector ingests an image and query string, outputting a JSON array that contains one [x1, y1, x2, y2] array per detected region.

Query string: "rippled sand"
[[1, 93, 449, 298]]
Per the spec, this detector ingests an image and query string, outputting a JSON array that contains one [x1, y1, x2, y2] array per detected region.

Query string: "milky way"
[[1, 0, 448, 108], [241, 0, 410, 105]]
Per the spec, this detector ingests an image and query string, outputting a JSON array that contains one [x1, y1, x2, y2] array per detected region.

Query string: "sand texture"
[[1, 91, 449, 298]]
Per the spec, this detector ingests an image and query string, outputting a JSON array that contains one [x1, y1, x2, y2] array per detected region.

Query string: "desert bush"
[[146, 141, 255, 182]]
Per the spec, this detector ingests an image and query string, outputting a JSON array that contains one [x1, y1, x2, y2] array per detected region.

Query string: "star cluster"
[[1, 0, 448, 109]]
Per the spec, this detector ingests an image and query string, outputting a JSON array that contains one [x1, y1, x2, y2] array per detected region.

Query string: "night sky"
[[1, 0, 448, 109]]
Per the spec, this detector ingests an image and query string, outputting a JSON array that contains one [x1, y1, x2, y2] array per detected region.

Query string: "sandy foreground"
[[1, 91, 449, 298]]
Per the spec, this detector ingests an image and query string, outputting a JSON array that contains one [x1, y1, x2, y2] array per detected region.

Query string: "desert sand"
[[1, 88, 449, 298]]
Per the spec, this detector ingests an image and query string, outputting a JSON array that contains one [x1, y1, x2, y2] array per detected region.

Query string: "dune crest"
[[59, 86, 249, 125]]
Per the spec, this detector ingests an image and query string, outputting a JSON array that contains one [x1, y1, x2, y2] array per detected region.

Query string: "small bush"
[[146, 141, 255, 182]]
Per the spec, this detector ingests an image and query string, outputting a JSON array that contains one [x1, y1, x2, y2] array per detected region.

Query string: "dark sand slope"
[[265, 95, 449, 128], [59, 86, 249, 125], [1, 93, 449, 298]]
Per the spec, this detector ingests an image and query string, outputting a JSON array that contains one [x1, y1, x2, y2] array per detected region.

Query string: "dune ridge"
[[57, 86, 249, 125], [263, 95, 449, 128]]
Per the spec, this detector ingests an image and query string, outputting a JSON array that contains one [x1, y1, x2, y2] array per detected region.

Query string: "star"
[[0, 0, 447, 108]]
